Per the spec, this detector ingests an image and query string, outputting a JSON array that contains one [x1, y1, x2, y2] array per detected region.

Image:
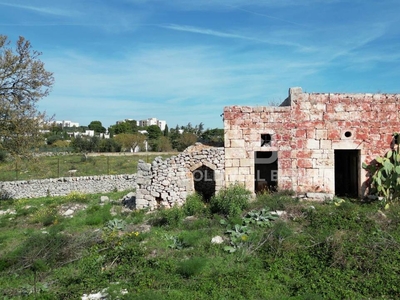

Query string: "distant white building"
[[138, 118, 166, 131], [56, 120, 80, 128]]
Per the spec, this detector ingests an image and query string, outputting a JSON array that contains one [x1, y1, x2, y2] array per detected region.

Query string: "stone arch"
[[192, 164, 216, 201]]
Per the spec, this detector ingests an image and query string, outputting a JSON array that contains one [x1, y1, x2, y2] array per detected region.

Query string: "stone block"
[[230, 139, 245, 148], [320, 139, 332, 150], [239, 158, 253, 167], [306, 139, 320, 149], [225, 148, 246, 159], [225, 129, 243, 139]]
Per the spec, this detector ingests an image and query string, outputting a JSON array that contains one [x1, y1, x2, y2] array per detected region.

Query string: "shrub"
[[85, 204, 112, 226], [254, 190, 297, 211], [183, 193, 206, 216], [176, 257, 207, 278], [161, 205, 185, 227], [210, 184, 251, 217], [65, 191, 89, 203], [0, 150, 8, 162], [30, 206, 58, 226]]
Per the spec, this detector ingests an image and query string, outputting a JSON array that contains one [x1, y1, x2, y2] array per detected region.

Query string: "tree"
[[177, 132, 198, 151], [164, 124, 169, 137], [152, 136, 173, 152], [114, 133, 145, 152], [200, 128, 224, 145], [146, 125, 162, 140], [88, 121, 106, 134], [0, 35, 54, 157]]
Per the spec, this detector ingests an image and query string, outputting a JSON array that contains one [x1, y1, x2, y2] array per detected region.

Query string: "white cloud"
[[0, 2, 78, 17]]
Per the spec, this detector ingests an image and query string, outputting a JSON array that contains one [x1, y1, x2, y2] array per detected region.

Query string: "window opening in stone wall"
[[254, 151, 278, 193], [344, 131, 352, 138], [192, 165, 215, 202], [261, 134, 272, 147], [334, 150, 360, 198]]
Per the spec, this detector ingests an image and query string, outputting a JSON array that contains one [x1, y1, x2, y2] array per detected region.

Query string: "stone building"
[[135, 144, 225, 209], [223, 87, 400, 198]]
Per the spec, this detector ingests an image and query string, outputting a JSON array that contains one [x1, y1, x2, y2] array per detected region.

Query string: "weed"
[[243, 207, 279, 227], [154, 205, 185, 227], [65, 191, 89, 203], [85, 204, 112, 225], [183, 193, 206, 216], [210, 183, 251, 217], [104, 218, 127, 231], [30, 206, 58, 226], [176, 257, 207, 278]]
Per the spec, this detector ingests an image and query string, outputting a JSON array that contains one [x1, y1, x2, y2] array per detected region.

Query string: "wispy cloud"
[[160, 24, 314, 52], [0, 2, 77, 17], [160, 24, 258, 41]]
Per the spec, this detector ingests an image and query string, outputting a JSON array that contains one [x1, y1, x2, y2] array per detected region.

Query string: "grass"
[[0, 153, 175, 181], [1, 188, 400, 299]]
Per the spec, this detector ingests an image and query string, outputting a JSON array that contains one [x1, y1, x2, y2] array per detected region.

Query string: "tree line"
[[45, 120, 224, 153]]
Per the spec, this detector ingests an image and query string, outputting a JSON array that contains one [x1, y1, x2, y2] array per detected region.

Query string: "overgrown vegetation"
[[0, 153, 173, 181], [1, 186, 400, 299], [363, 133, 400, 205]]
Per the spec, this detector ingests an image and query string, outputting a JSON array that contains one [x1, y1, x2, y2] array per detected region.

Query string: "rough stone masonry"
[[135, 144, 224, 210], [224, 87, 400, 198]]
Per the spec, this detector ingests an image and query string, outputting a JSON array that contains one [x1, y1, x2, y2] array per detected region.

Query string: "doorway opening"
[[192, 165, 215, 202], [254, 151, 278, 193], [334, 150, 360, 198]]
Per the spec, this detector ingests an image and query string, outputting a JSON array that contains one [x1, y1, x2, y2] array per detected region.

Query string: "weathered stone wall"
[[224, 87, 400, 196], [0, 174, 136, 199], [135, 144, 224, 210]]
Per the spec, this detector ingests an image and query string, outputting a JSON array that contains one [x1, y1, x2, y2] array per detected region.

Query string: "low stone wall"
[[135, 144, 225, 210], [0, 174, 137, 199]]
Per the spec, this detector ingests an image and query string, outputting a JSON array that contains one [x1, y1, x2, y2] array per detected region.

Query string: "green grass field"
[[0, 153, 175, 181], [1, 187, 400, 299]]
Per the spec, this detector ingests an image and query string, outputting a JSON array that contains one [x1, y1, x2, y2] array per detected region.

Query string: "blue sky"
[[1, 0, 399, 129]]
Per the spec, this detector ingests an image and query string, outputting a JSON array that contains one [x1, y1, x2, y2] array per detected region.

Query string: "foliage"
[[155, 205, 185, 227], [183, 193, 206, 216], [3, 190, 400, 299], [88, 120, 106, 134], [146, 124, 162, 140], [223, 223, 252, 253], [0, 35, 54, 157], [243, 208, 278, 227], [65, 191, 89, 203], [210, 183, 251, 217], [108, 120, 137, 136], [104, 218, 127, 231], [0, 149, 8, 162], [200, 128, 224, 145], [151, 136, 173, 152], [70, 136, 100, 153], [176, 257, 207, 278], [363, 138, 400, 204], [177, 132, 198, 151], [98, 138, 121, 152], [0, 153, 174, 181], [114, 133, 145, 152]]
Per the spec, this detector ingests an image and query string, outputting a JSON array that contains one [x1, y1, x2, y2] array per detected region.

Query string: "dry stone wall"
[[135, 144, 224, 210], [0, 174, 136, 199]]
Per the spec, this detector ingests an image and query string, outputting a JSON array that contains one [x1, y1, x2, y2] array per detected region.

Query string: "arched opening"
[[192, 165, 215, 201]]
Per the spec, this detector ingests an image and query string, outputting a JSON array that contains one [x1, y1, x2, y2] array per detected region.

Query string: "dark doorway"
[[334, 150, 359, 198], [254, 151, 278, 193], [193, 165, 215, 201]]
